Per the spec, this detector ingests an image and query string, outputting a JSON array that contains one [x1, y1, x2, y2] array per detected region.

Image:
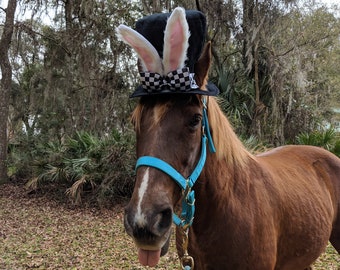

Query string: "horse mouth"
[[136, 232, 172, 267], [133, 227, 172, 267]]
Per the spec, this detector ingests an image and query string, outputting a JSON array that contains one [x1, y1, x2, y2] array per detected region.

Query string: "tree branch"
[[195, 0, 201, 12], [276, 34, 333, 57], [17, 22, 72, 56]]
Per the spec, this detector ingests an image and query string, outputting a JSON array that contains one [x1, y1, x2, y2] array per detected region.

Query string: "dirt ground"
[[0, 183, 339, 269]]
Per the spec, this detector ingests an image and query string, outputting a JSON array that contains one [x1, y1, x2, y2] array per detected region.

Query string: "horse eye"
[[189, 114, 202, 128]]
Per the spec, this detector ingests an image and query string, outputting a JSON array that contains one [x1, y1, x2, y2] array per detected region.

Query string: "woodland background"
[[0, 0, 340, 205]]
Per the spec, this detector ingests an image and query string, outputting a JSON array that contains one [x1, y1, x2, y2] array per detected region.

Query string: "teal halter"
[[135, 97, 216, 228]]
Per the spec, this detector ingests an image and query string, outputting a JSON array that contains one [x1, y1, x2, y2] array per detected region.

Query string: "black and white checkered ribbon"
[[140, 67, 199, 92]]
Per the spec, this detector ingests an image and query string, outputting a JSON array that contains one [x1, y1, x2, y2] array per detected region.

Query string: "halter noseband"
[[135, 97, 216, 228]]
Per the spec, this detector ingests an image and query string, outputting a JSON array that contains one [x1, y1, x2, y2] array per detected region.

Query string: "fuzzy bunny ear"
[[116, 25, 163, 74], [162, 7, 190, 74]]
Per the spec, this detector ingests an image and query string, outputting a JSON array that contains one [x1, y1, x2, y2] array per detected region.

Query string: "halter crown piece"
[[116, 7, 219, 269]]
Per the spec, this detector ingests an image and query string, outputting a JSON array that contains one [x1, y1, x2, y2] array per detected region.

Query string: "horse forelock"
[[131, 95, 201, 133], [131, 99, 173, 134]]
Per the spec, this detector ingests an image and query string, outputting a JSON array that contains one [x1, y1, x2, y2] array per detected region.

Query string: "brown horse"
[[118, 7, 340, 270]]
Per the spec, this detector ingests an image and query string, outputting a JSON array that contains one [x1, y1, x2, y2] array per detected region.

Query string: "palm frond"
[[65, 175, 96, 204]]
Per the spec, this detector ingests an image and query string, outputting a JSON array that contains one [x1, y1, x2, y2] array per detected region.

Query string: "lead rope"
[[179, 185, 195, 269]]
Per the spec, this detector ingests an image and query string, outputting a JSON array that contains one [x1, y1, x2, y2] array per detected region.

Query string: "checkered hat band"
[[140, 67, 199, 93]]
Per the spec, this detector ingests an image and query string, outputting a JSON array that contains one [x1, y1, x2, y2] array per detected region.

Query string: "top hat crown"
[[135, 10, 206, 74]]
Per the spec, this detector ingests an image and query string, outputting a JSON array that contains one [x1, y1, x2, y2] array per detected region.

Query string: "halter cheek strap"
[[135, 97, 215, 228]]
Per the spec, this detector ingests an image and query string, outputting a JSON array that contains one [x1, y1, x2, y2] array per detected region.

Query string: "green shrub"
[[241, 135, 269, 154], [296, 127, 340, 157], [10, 130, 136, 206]]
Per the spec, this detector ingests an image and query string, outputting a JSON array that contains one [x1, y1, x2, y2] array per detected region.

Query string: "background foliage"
[[9, 130, 135, 206], [1, 0, 340, 203]]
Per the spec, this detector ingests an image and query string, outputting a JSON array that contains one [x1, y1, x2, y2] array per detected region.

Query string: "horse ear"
[[194, 42, 212, 88], [116, 24, 163, 74], [163, 7, 190, 74]]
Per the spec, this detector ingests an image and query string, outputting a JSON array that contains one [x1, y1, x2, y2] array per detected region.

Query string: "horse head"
[[117, 7, 216, 267]]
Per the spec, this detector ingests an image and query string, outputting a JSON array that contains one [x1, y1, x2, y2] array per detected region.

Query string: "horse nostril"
[[133, 225, 155, 240], [124, 208, 134, 235], [124, 205, 173, 241], [158, 207, 172, 230]]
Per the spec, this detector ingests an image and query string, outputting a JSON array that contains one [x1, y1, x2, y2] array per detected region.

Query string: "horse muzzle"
[[124, 204, 173, 266]]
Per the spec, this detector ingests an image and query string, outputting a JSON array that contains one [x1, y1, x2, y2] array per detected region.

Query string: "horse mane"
[[207, 97, 252, 166]]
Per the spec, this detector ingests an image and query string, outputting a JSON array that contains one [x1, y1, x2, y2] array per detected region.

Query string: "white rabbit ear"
[[116, 24, 163, 74], [163, 7, 190, 74]]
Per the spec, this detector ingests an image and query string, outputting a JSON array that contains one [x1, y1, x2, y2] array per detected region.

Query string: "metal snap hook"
[[181, 254, 194, 269]]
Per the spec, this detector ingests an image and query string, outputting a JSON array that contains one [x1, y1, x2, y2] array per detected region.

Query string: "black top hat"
[[130, 10, 219, 98]]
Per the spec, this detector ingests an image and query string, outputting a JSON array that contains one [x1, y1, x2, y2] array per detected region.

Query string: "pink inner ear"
[[169, 20, 184, 71], [125, 36, 154, 72]]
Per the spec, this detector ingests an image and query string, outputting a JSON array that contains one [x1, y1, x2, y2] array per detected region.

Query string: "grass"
[[0, 183, 339, 269]]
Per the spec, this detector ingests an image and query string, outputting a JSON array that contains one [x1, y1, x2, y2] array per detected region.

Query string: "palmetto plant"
[[296, 127, 340, 157], [241, 135, 269, 154], [212, 65, 254, 136], [25, 130, 135, 205], [332, 140, 340, 158]]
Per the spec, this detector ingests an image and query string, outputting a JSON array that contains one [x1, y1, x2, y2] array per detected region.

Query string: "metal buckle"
[[181, 255, 194, 269]]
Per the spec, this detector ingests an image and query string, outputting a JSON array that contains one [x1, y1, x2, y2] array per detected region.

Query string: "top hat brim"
[[130, 82, 219, 98]]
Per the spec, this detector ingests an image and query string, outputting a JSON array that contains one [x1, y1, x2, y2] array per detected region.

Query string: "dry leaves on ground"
[[0, 183, 339, 269]]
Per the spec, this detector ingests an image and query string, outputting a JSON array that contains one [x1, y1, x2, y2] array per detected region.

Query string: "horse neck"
[[192, 98, 254, 227]]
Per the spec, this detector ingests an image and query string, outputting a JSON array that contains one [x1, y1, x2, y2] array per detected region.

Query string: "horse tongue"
[[138, 248, 161, 267]]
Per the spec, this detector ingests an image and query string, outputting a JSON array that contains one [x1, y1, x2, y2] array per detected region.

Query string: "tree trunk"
[[0, 0, 17, 184]]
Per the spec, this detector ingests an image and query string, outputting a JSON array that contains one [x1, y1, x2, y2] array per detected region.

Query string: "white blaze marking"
[[135, 168, 149, 226]]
